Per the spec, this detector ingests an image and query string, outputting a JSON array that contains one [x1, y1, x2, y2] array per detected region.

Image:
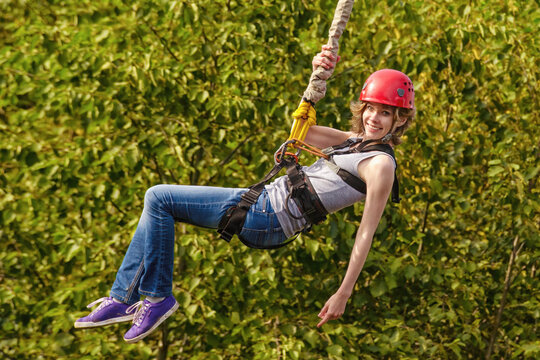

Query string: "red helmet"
[[359, 69, 414, 109]]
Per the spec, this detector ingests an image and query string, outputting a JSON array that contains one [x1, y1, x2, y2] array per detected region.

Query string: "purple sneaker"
[[74, 297, 134, 328], [123, 296, 179, 343]]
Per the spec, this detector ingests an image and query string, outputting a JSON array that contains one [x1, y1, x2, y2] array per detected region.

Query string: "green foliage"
[[1, 0, 538, 359]]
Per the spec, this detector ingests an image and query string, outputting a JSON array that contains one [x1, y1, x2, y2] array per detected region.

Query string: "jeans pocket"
[[238, 228, 287, 249], [242, 209, 268, 232], [238, 189, 288, 248], [250, 190, 268, 214], [240, 211, 287, 249]]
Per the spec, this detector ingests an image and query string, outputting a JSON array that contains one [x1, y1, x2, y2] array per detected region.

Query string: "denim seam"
[[138, 288, 172, 297], [154, 193, 166, 295], [262, 191, 267, 213], [126, 260, 145, 302], [158, 200, 165, 294]]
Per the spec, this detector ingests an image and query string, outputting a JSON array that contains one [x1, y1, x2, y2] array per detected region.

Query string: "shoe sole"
[[74, 314, 135, 328], [123, 301, 179, 343]]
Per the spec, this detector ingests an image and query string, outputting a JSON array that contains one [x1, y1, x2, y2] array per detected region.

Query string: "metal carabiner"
[[274, 140, 301, 165]]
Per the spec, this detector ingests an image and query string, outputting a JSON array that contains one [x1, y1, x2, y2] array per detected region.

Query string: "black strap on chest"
[[323, 140, 401, 203]]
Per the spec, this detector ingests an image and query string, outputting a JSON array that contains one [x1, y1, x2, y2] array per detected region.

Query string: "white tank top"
[[265, 151, 396, 237]]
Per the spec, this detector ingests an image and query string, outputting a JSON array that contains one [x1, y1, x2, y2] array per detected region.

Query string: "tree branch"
[[219, 133, 254, 167], [203, 133, 254, 186], [146, 23, 181, 63], [485, 235, 523, 359], [417, 200, 431, 257], [158, 321, 170, 360]]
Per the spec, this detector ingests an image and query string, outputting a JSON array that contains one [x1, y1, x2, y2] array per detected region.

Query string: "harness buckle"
[[241, 189, 261, 204], [217, 228, 234, 242]]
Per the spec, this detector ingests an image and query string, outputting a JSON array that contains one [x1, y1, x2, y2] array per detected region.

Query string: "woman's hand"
[[317, 291, 350, 328], [312, 44, 341, 71]]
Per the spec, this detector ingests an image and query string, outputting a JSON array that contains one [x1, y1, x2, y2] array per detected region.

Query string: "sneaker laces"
[[86, 297, 113, 313], [126, 301, 150, 327]]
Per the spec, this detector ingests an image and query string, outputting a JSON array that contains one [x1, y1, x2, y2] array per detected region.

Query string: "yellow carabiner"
[[288, 101, 316, 143]]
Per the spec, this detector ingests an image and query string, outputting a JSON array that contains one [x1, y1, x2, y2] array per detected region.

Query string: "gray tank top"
[[265, 151, 396, 237]]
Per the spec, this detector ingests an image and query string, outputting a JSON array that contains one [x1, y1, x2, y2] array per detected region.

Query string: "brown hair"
[[349, 101, 416, 145]]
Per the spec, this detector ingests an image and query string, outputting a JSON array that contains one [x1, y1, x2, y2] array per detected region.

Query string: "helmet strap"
[[380, 133, 393, 143]]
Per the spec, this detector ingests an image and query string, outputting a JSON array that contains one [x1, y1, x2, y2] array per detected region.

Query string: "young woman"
[[74, 46, 415, 342]]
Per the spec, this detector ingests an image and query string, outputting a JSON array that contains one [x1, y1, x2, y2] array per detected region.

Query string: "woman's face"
[[362, 102, 396, 140]]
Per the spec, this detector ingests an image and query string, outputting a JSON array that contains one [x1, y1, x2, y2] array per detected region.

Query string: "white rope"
[[302, 0, 355, 105]]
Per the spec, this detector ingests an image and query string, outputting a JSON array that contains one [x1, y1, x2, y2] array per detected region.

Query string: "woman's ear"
[[395, 116, 408, 128]]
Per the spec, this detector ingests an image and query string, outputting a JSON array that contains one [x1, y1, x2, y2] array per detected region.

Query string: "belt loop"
[[261, 188, 267, 213]]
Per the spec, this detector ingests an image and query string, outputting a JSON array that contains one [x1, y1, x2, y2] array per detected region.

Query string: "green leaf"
[[326, 345, 343, 357], [370, 277, 387, 297], [487, 166, 505, 177]]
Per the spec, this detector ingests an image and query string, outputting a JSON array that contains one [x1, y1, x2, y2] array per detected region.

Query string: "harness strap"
[[285, 161, 328, 225], [218, 139, 401, 246], [217, 159, 289, 242], [322, 138, 383, 155], [324, 142, 401, 203], [322, 137, 359, 154]]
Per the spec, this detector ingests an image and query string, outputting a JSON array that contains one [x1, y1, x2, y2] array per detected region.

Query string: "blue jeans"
[[110, 185, 287, 304]]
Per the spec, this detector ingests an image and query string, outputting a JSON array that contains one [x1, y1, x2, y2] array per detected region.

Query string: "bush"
[[1, 0, 538, 358]]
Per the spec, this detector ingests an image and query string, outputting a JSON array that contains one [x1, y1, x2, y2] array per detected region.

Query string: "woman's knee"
[[144, 185, 169, 209]]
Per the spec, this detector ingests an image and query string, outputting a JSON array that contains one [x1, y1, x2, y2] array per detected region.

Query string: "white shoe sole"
[[74, 314, 134, 328], [123, 301, 179, 343]]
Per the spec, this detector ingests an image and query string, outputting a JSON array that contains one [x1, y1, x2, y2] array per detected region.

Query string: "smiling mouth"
[[366, 123, 381, 131]]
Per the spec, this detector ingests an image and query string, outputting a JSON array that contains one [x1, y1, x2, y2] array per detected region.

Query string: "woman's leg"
[[76, 185, 288, 336], [110, 185, 246, 303]]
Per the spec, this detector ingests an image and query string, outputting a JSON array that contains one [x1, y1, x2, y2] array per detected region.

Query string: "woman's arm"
[[304, 125, 353, 149], [317, 155, 395, 327]]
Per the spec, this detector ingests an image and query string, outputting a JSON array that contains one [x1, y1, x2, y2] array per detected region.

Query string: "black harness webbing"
[[322, 139, 400, 203], [217, 158, 289, 243], [285, 161, 328, 225]]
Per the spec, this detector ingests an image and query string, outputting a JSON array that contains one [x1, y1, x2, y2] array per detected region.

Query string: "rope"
[[279, 1, 355, 163], [288, 139, 329, 160], [302, 0, 355, 105]]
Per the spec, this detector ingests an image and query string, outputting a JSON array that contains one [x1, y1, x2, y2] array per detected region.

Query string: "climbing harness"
[[217, 133, 329, 249]]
